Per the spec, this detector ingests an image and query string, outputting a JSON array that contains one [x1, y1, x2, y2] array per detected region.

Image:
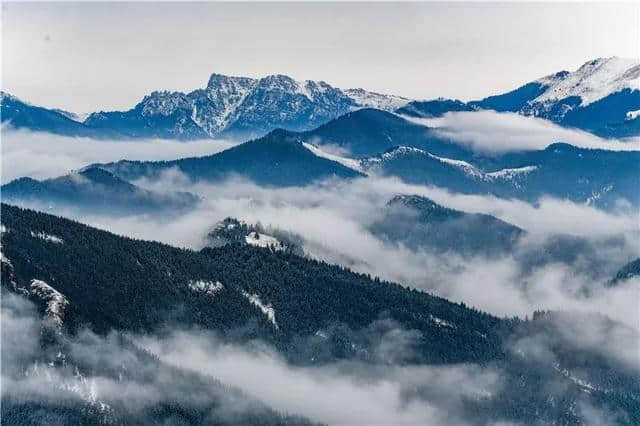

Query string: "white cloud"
[[0, 128, 237, 181], [403, 110, 640, 154], [29, 172, 638, 331]]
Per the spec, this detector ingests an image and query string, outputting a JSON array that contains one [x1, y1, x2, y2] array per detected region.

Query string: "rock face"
[[80, 74, 409, 140]]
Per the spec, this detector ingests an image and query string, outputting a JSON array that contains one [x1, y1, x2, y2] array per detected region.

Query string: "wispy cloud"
[[403, 110, 640, 153], [1, 128, 237, 181], [20, 171, 637, 330]]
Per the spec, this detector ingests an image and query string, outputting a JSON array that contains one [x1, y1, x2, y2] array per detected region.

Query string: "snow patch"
[[554, 364, 598, 393], [429, 314, 456, 329], [364, 146, 427, 165], [586, 184, 614, 206], [427, 153, 484, 178], [26, 363, 113, 416], [30, 279, 69, 327], [242, 290, 278, 329], [30, 231, 64, 244], [188, 280, 224, 296], [485, 166, 538, 180], [626, 109, 640, 120], [302, 142, 364, 172], [245, 231, 283, 250], [344, 88, 410, 112]]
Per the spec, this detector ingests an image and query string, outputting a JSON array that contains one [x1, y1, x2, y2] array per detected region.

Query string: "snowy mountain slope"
[[79, 74, 412, 140], [361, 144, 640, 208], [472, 57, 640, 137], [5, 58, 638, 139], [398, 57, 640, 138], [343, 88, 409, 111], [530, 57, 639, 107]]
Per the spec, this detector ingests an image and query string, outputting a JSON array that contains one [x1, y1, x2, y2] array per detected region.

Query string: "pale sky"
[[2, 2, 639, 113]]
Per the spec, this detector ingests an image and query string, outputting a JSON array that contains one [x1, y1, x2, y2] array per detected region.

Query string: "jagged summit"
[[79, 72, 410, 140]]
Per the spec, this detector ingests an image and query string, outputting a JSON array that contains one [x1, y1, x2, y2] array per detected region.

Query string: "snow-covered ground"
[[30, 231, 64, 244], [363, 146, 539, 182], [30, 279, 69, 327], [485, 166, 538, 180], [241, 291, 278, 329], [245, 231, 283, 250], [303, 142, 364, 173], [189, 280, 224, 296], [429, 314, 456, 329], [344, 88, 410, 111], [534, 57, 639, 107]]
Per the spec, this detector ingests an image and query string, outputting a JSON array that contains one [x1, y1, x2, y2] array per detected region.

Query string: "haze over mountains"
[[1, 167, 199, 215]]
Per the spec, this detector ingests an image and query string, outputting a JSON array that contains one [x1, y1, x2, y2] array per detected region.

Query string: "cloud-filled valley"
[[3, 132, 637, 331]]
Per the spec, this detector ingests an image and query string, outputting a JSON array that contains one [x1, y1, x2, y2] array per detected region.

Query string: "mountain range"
[[1, 75, 407, 140], [360, 142, 640, 208], [4, 111, 635, 208], [2, 57, 638, 140], [2, 204, 638, 425], [58, 117, 633, 208], [400, 57, 640, 138]]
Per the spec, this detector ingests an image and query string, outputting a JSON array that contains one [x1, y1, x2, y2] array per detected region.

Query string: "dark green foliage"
[[206, 217, 305, 256], [1, 203, 504, 364], [370, 194, 524, 256], [2, 167, 199, 215]]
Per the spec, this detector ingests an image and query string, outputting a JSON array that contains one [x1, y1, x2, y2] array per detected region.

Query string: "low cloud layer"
[[1, 293, 503, 425], [141, 329, 503, 426], [1, 128, 236, 181], [403, 110, 640, 154], [4, 289, 634, 426], [25, 172, 638, 331]]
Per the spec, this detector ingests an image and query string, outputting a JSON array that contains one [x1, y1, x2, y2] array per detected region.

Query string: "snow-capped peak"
[[82, 72, 414, 139], [533, 57, 640, 107], [140, 91, 192, 117], [344, 88, 410, 111]]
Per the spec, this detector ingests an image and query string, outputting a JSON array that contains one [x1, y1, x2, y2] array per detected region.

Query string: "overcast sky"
[[2, 2, 638, 113]]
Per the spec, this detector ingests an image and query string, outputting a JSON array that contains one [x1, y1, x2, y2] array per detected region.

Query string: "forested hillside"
[[2, 204, 639, 425]]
